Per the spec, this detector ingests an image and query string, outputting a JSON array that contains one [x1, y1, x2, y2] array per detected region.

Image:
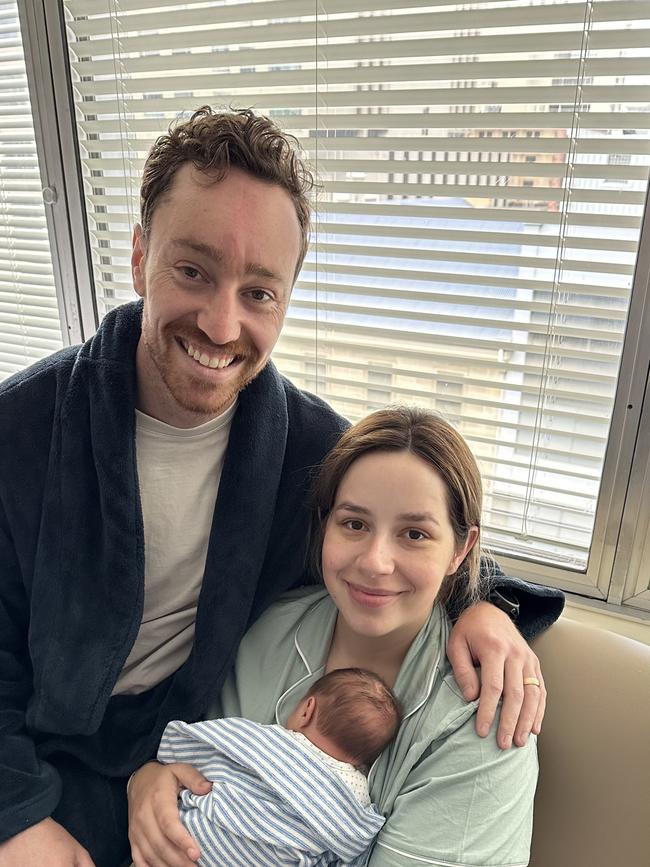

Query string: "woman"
[[130, 407, 539, 866]]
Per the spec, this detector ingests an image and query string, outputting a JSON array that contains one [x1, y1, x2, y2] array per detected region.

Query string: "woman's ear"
[[447, 526, 480, 575]]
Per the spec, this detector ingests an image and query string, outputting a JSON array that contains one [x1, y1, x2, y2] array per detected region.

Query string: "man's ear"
[[131, 224, 146, 297]]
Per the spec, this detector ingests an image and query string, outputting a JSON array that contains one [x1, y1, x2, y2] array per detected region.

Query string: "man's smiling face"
[[132, 163, 302, 427]]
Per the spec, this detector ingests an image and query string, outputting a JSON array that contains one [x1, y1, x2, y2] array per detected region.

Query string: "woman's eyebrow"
[[334, 502, 371, 515], [397, 511, 441, 527]]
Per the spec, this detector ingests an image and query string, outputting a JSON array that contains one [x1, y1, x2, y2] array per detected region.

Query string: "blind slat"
[[70, 1, 646, 42], [73, 59, 650, 96], [273, 346, 618, 385], [278, 316, 621, 362]]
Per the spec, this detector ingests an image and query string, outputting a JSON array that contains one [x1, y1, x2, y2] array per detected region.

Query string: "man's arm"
[[0, 502, 62, 844], [447, 555, 565, 640], [446, 555, 564, 749]]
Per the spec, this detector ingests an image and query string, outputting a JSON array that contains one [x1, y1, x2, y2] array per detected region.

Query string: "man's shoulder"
[[0, 302, 141, 425], [0, 346, 81, 439], [0, 348, 81, 483], [279, 373, 349, 452], [0, 345, 78, 401]]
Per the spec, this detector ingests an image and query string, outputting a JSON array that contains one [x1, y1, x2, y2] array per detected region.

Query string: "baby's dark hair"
[[307, 668, 402, 766]]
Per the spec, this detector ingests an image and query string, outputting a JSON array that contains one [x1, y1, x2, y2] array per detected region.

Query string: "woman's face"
[[322, 450, 476, 642]]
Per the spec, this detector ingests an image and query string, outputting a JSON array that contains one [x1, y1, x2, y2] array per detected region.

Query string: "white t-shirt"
[[113, 402, 236, 695]]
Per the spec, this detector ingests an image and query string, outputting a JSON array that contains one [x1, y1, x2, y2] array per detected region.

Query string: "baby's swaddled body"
[[158, 668, 402, 866], [158, 717, 384, 867]]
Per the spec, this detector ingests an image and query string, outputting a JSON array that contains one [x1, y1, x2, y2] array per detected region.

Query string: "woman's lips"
[[346, 581, 401, 608]]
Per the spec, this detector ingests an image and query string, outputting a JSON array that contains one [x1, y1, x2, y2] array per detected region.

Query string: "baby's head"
[[286, 668, 402, 767]]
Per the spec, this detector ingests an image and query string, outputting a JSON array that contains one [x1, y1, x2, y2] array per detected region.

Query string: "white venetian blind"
[[62, 0, 650, 573], [0, 1, 62, 382]]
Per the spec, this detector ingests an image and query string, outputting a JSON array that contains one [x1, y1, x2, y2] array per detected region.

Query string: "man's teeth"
[[186, 342, 234, 369]]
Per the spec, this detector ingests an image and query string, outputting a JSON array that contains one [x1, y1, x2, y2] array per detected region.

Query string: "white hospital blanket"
[[158, 717, 385, 867]]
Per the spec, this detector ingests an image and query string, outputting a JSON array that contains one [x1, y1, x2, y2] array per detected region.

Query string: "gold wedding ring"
[[523, 676, 541, 687]]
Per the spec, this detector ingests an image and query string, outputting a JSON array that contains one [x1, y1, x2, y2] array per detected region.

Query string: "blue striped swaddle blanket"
[[158, 717, 385, 867]]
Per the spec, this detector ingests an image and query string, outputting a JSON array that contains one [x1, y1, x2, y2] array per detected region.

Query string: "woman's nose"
[[357, 535, 395, 576]]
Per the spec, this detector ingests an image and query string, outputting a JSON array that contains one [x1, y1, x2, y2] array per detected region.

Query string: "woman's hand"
[[128, 760, 212, 867], [447, 602, 546, 750]]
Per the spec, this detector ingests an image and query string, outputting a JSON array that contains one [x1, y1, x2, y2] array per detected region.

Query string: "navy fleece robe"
[[0, 301, 563, 842]]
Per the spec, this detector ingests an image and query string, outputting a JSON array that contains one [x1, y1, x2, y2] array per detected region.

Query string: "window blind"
[[0, 1, 62, 382], [62, 0, 650, 573]]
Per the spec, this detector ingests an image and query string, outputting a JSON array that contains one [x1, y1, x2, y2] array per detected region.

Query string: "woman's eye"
[[344, 519, 365, 531], [405, 529, 427, 541]]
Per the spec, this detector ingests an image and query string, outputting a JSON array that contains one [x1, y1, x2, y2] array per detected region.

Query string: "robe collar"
[[35, 301, 289, 733], [275, 590, 449, 725]]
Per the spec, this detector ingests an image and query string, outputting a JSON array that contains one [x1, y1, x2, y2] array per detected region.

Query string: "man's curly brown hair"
[[140, 106, 315, 282]]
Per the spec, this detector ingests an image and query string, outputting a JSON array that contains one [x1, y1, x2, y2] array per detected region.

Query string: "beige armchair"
[[530, 616, 650, 867]]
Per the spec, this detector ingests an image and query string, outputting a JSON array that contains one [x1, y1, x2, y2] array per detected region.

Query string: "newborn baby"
[[158, 668, 402, 866]]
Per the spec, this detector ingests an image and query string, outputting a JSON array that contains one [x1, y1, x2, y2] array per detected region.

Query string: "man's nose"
[[196, 287, 242, 346], [358, 534, 395, 576]]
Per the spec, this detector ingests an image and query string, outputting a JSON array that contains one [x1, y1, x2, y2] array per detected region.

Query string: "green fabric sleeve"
[[369, 708, 537, 867]]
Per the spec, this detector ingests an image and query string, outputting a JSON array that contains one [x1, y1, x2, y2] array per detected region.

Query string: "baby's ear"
[[291, 695, 317, 730], [302, 695, 317, 725]]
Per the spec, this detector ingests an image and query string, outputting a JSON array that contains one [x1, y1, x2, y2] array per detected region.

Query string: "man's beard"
[[144, 324, 261, 418]]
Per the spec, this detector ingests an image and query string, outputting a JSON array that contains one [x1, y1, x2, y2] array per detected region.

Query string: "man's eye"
[[248, 288, 273, 302], [180, 266, 200, 280]]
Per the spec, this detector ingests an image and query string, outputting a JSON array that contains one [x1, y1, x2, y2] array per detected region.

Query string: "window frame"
[[18, 0, 97, 345]]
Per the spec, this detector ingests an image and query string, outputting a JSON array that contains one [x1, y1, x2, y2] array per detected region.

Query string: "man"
[[0, 107, 563, 866]]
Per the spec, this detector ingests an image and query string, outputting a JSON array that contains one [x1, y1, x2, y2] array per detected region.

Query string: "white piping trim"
[[293, 624, 312, 674], [401, 647, 443, 723], [274, 670, 320, 725], [274, 598, 328, 724], [368, 644, 442, 788], [375, 841, 529, 867], [293, 595, 330, 675]]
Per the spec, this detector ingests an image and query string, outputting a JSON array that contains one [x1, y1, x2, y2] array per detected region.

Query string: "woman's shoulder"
[[411, 657, 537, 769], [219, 586, 331, 723], [431, 656, 479, 735], [257, 584, 329, 623], [240, 586, 330, 653], [370, 659, 537, 867]]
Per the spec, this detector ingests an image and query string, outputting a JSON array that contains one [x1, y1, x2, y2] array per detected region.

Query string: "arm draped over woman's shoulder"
[[446, 556, 564, 641]]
